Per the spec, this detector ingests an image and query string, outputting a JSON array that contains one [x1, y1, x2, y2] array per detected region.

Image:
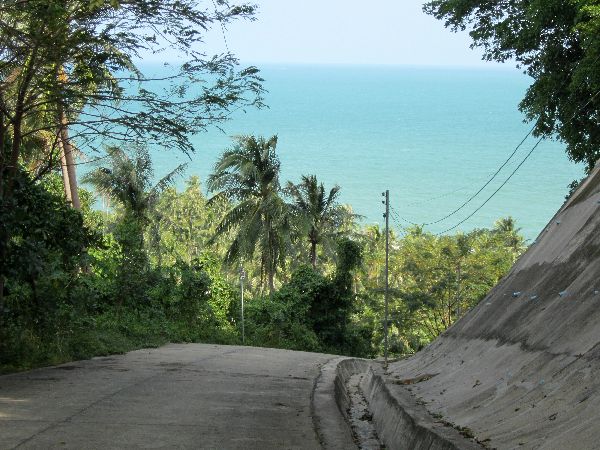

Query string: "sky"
[[195, 0, 499, 67]]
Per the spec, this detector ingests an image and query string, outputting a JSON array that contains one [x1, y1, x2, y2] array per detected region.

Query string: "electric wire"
[[388, 205, 412, 236], [433, 86, 600, 235], [400, 175, 490, 209], [434, 137, 543, 235], [390, 203, 423, 226], [394, 54, 600, 227], [413, 126, 535, 226]]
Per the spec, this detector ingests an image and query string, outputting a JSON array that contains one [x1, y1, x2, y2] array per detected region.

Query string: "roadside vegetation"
[[0, 131, 525, 372], [4, 0, 597, 373]]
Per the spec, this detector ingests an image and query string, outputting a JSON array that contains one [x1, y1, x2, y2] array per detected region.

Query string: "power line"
[[401, 127, 535, 227], [435, 137, 543, 235], [394, 54, 600, 228], [388, 205, 413, 235], [426, 128, 534, 225], [388, 204, 406, 226], [400, 176, 490, 208], [433, 86, 600, 235]]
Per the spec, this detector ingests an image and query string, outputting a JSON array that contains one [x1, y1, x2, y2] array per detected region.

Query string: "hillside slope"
[[390, 160, 600, 449]]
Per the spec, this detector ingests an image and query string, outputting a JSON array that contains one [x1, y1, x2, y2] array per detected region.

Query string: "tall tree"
[[395, 223, 524, 348], [286, 175, 350, 269], [148, 176, 219, 267], [208, 135, 289, 295], [83, 145, 185, 305], [83, 145, 186, 249], [0, 0, 263, 308], [424, 0, 600, 169], [0, 0, 263, 168]]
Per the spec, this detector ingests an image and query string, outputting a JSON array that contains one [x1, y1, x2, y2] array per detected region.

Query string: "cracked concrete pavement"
[[0, 344, 344, 449]]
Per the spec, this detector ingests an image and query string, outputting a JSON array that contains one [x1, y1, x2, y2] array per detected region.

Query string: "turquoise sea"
[[145, 64, 584, 240]]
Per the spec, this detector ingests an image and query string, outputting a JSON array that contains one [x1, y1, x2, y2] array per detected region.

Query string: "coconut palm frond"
[[207, 135, 287, 293]]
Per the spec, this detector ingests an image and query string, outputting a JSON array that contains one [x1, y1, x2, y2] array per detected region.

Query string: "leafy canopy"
[[286, 175, 352, 268], [208, 135, 289, 293], [424, 0, 600, 169]]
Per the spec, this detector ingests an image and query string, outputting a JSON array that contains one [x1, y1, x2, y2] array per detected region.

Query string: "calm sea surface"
[[143, 64, 584, 240]]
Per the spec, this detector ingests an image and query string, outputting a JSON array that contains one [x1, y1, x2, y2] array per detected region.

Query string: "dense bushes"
[[244, 240, 376, 357], [0, 169, 241, 372], [0, 161, 525, 373]]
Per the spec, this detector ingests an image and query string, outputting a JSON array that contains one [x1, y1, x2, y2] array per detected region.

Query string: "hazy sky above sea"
[[146, 0, 503, 68]]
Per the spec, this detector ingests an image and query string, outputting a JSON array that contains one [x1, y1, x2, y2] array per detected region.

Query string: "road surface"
[[0, 344, 339, 449]]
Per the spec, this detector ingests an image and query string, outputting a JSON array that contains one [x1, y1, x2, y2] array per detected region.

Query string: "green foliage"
[[1, 132, 527, 373], [385, 220, 523, 354], [0, 0, 264, 164], [286, 175, 353, 268], [1, 163, 525, 372], [0, 168, 96, 311], [83, 146, 186, 226], [424, 0, 600, 169], [565, 178, 585, 200], [148, 176, 220, 266], [244, 239, 374, 357], [208, 135, 289, 294]]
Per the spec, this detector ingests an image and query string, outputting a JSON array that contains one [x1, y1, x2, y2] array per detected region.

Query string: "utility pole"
[[240, 267, 246, 345], [382, 190, 389, 369]]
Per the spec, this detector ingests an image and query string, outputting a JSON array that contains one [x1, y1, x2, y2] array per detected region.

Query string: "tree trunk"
[[57, 67, 80, 210], [310, 240, 317, 269], [1, 55, 37, 317], [58, 111, 80, 209], [259, 256, 265, 297], [0, 112, 5, 318], [59, 139, 72, 204], [268, 263, 275, 297], [7, 106, 23, 195]]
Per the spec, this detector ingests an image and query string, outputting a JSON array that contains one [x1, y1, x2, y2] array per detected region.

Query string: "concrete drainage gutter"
[[315, 357, 483, 450], [312, 357, 359, 449], [360, 364, 482, 450]]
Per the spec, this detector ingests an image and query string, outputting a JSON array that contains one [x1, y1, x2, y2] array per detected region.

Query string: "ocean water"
[[145, 64, 584, 240]]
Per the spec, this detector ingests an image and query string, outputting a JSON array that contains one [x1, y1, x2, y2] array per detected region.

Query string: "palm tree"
[[208, 135, 288, 295], [493, 217, 525, 254], [286, 175, 352, 269], [83, 145, 186, 247]]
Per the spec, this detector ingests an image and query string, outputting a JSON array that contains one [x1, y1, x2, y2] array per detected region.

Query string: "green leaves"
[[356, 218, 524, 355], [286, 174, 353, 268], [0, 169, 96, 303], [424, 0, 600, 169], [88, 0, 120, 11], [208, 135, 288, 293]]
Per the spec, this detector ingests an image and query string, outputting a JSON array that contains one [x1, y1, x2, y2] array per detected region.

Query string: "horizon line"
[[134, 58, 521, 71]]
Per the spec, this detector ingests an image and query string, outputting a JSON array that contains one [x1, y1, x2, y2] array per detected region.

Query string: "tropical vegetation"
[[424, 0, 600, 170], [0, 0, 540, 373]]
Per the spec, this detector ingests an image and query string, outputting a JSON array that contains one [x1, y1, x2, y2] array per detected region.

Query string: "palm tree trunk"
[[59, 139, 72, 204], [57, 67, 80, 210], [58, 112, 80, 210], [268, 270, 275, 297], [310, 240, 317, 269], [260, 256, 265, 297]]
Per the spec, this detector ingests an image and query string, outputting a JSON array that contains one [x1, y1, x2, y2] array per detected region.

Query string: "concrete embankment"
[[386, 160, 600, 449]]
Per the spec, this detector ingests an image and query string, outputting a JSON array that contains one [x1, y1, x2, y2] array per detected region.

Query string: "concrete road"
[[0, 344, 338, 449]]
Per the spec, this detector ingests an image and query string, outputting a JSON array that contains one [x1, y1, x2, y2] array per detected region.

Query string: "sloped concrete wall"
[[390, 160, 600, 449]]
